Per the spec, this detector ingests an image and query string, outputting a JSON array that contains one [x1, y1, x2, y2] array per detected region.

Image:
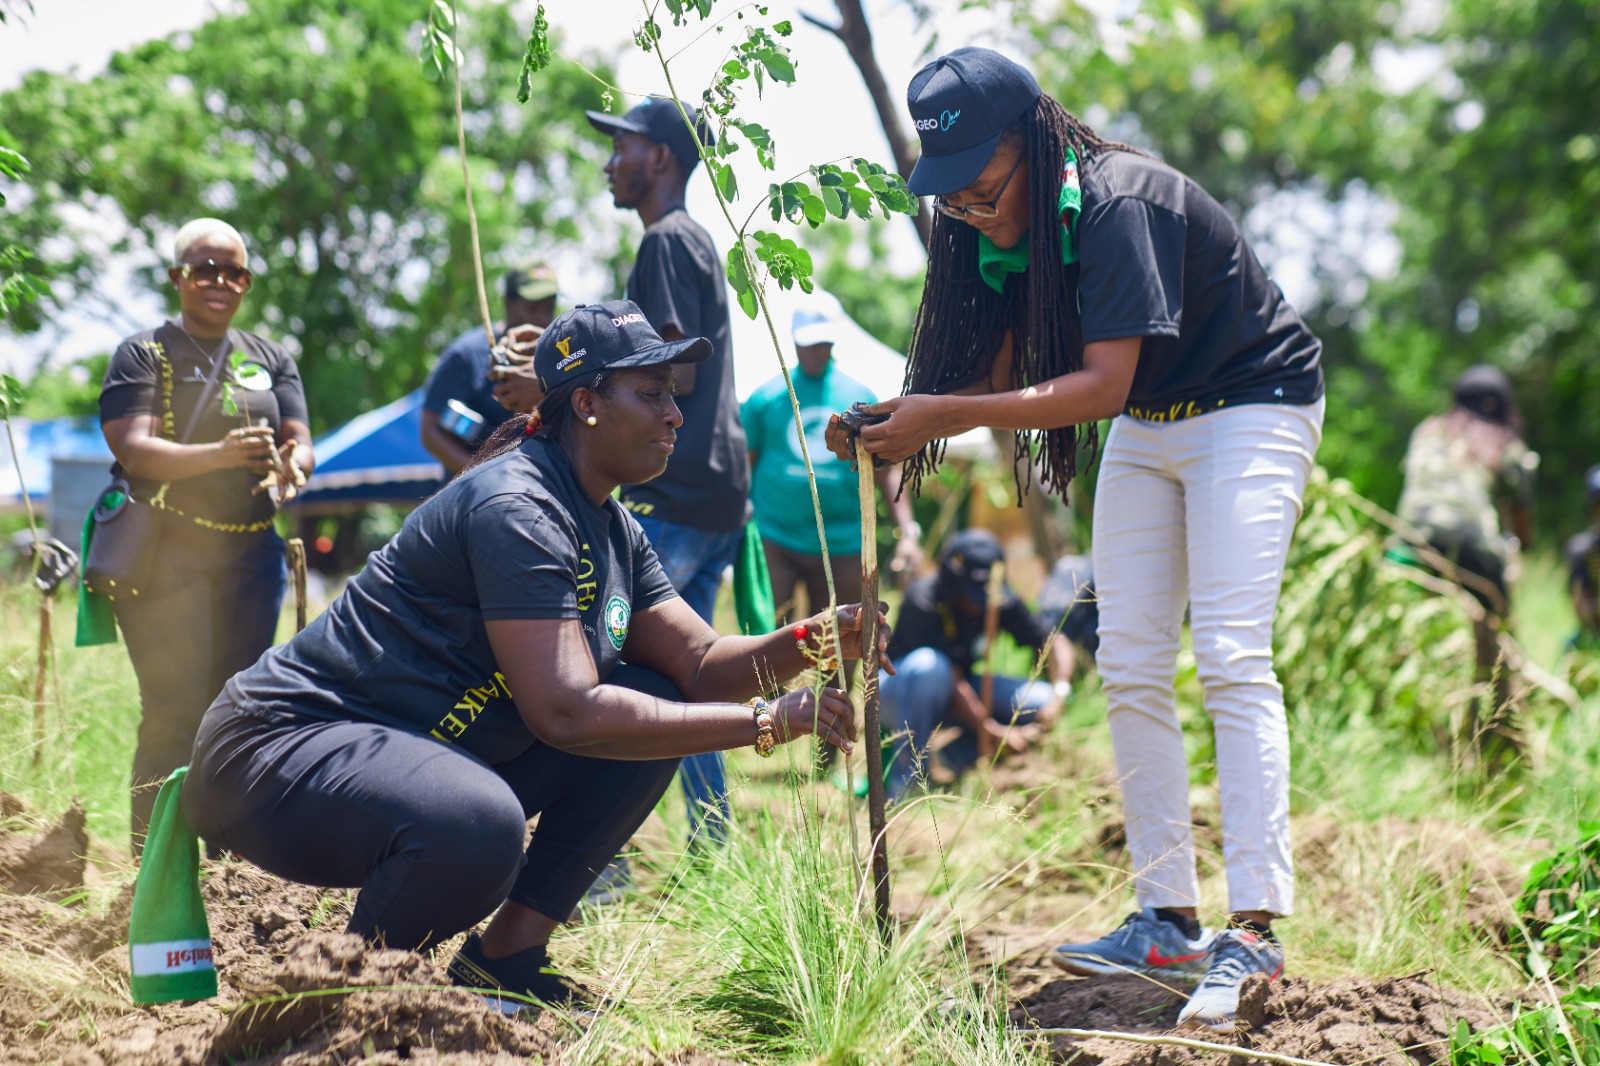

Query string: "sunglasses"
[[176, 259, 253, 294], [933, 152, 1024, 221]]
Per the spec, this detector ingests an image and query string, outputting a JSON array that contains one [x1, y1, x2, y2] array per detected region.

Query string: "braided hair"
[[461, 371, 617, 473], [901, 94, 1141, 501]]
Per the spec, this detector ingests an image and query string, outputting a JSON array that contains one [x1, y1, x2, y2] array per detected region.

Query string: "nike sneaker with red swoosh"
[[1050, 908, 1216, 978]]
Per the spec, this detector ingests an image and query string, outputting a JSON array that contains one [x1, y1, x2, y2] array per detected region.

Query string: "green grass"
[[5, 484, 1600, 1060]]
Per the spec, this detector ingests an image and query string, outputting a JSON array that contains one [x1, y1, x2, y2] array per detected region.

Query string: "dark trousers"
[[113, 526, 285, 843], [763, 540, 862, 625], [181, 664, 683, 953]]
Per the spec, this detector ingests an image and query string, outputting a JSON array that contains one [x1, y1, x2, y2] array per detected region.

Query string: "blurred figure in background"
[[1395, 364, 1536, 747], [1564, 464, 1600, 652], [742, 298, 923, 625], [1034, 552, 1099, 686], [879, 529, 1075, 799], [97, 217, 312, 848], [421, 262, 559, 474]]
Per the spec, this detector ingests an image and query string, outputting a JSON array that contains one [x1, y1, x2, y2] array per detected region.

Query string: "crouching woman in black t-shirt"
[[182, 301, 883, 1009]]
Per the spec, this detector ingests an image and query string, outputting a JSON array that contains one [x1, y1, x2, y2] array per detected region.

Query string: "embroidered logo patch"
[[604, 595, 630, 650]]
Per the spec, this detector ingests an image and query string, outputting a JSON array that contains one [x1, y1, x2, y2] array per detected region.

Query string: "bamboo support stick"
[[857, 457, 891, 943]]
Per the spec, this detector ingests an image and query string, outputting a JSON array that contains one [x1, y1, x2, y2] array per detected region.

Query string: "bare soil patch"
[[0, 790, 1525, 1066], [1014, 972, 1508, 1066]]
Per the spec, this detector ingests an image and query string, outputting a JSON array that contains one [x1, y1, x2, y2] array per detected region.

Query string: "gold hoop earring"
[[585, 415, 598, 426]]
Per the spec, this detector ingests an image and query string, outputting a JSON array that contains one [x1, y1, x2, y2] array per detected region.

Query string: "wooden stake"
[[980, 559, 1005, 718], [287, 537, 308, 633], [31, 595, 52, 770], [857, 457, 891, 943]]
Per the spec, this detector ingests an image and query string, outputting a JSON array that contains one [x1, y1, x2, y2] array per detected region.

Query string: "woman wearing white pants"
[[826, 47, 1324, 1032]]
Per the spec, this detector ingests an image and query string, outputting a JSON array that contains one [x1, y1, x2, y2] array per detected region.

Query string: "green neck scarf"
[[976, 146, 1082, 294]]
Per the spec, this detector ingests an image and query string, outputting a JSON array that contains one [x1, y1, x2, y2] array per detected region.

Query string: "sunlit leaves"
[[765, 161, 915, 226], [515, 4, 551, 104], [419, 0, 454, 81]]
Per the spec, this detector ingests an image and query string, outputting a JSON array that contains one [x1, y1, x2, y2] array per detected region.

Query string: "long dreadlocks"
[[901, 94, 1142, 502]]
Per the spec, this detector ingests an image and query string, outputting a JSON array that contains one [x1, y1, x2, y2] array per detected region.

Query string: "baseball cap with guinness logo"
[[905, 48, 1042, 197], [533, 299, 711, 398]]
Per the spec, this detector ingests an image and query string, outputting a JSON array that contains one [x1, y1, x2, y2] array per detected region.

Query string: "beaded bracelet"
[[750, 696, 777, 758], [791, 622, 841, 673]]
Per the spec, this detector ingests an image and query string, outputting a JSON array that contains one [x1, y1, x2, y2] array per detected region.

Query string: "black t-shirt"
[[422, 326, 516, 448], [621, 207, 751, 531], [223, 435, 679, 764], [886, 574, 1054, 674], [1566, 528, 1600, 602], [1075, 151, 1323, 420], [99, 322, 308, 530], [1036, 555, 1099, 657]]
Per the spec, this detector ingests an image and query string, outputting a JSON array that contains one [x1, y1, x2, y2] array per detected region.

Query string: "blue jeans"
[[878, 647, 1053, 799], [630, 512, 744, 846]]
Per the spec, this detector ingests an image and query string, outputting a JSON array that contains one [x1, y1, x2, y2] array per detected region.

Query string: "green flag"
[[128, 767, 217, 1004]]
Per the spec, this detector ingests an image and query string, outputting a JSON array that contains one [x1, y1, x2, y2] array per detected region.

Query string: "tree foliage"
[[1012, 0, 1600, 529], [0, 0, 617, 430]]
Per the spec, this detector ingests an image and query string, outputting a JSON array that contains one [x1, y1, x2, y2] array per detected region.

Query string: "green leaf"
[[713, 161, 738, 201], [848, 187, 874, 217], [819, 185, 846, 218], [799, 194, 825, 226], [0, 147, 29, 181], [773, 19, 792, 35], [736, 286, 757, 319], [760, 52, 796, 84], [863, 172, 888, 193], [0, 373, 24, 411], [725, 243, 751, 294]]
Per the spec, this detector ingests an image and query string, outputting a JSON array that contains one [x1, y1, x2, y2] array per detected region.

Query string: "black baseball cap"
[[586, 98, 714, 174], [939, 528, 1006, 601], [905, 48, 1041, 196], [534, 299, 710, 398], [1452, 365, 1515, 426]]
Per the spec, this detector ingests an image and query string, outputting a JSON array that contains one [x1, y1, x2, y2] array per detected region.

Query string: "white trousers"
[[1091, 398, 1323, 917]]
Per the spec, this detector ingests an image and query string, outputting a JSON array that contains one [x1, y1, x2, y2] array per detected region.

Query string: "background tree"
[[0, 0, 617, 430]]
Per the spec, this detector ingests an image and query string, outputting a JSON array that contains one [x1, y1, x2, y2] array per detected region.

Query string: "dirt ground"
[[0, 791, 1522, 1065]]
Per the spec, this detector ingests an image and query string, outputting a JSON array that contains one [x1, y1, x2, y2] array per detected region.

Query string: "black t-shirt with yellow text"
[[99, 321, 308, 530], [221, 435, 679, 764]]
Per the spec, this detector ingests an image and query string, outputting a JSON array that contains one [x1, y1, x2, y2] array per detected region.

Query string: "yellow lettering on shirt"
[[576, 543, 597, 611], [428, 670, 518, 745]]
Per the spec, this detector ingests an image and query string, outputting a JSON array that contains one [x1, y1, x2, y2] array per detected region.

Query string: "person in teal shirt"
[[742, 300, 923, 623]]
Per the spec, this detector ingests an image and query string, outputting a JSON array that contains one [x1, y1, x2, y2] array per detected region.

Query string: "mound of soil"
[[0, 795, 87, 897], [93, 932, 557, 1066], [1015, 972, 1508, 1066]]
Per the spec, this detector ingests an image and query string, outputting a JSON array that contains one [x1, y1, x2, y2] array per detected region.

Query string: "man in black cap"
[[878, 528, 1075, 800], [421, 261, 560, 475], [586, 99, 752, 850]]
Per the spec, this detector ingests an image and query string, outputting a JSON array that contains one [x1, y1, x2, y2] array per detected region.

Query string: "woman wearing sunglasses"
[[827, 49, 1324, 1032], [97, 216, 313, 849]]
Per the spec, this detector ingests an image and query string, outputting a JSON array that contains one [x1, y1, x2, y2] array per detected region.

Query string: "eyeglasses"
[[176, 259, 253, 294], [933, 152, 1024, 221]]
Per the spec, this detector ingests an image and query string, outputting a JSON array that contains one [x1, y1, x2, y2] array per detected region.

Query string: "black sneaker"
[[447, 933, 595, 1015]]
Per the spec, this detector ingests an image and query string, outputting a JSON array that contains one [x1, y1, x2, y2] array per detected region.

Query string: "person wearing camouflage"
[[1395, 365, 1535, 748]]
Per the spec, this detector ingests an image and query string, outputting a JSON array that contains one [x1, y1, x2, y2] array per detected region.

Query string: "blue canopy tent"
[[291, 390, 447, 511]]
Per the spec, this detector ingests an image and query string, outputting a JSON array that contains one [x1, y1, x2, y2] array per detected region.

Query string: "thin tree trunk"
[[803, 1, 932, 250]]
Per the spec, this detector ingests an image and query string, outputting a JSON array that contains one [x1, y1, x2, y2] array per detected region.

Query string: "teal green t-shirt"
[[741, 365, 878, 555]]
